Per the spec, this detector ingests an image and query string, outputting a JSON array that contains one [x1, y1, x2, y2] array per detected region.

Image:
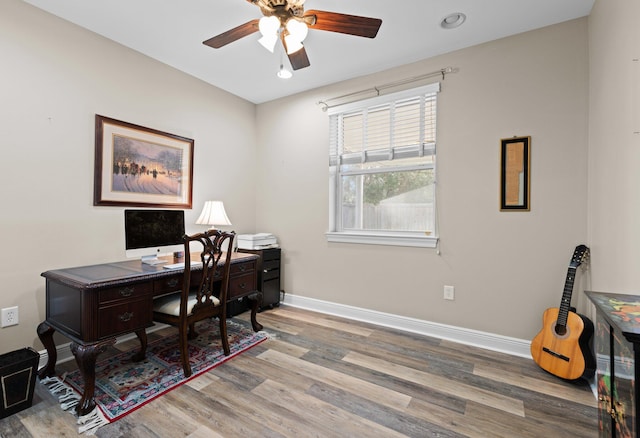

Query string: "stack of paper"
[[237, 233, 278, 250]]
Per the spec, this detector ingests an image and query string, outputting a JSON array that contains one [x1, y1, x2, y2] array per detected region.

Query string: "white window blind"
[[329, 83, 439, 168]]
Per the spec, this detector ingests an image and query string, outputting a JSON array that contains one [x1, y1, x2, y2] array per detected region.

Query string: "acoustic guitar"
[[530, 244, 596, 380]]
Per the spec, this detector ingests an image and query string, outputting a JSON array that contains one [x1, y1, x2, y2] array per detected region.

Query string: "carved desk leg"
[[131, 329, 148, 362], [70, 339, 116, 416], [246, 292, 264, 332], [37, 322, 57, 379]]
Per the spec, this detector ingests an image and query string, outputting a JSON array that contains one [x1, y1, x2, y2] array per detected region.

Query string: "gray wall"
[[588, 0, 640, 296], [256, 18, 589, 340]]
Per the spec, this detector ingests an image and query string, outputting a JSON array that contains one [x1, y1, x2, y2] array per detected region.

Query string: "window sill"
[[325, 231, 438, 248]]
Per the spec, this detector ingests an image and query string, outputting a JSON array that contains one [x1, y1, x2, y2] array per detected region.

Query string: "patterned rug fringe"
[[78, 408, 109, 435], [41, 375, 107, 435]]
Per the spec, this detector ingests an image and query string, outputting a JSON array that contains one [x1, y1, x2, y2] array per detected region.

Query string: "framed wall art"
[[94, 115, 194, 208], [500, 136, 531, 211]]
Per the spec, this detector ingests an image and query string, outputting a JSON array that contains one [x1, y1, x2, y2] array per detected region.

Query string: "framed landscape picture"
[[94, 115, 194, 208]]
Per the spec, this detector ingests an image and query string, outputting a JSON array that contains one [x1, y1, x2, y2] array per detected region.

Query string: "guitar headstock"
[[570, 244, 590, 269]]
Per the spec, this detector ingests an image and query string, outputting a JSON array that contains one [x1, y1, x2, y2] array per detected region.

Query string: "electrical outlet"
[[1, 306, 19, 327], [443, 285, 455, 301]]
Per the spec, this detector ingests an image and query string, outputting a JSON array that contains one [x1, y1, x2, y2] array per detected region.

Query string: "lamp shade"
[[258, 16, 280, 52], [258, 34, 278, 53], [259, 16, 280, 36], [284, 34, 303, 55], [196, 201, 232, 227], [286, 19, 308, 42], [284, 19, 307, 54]]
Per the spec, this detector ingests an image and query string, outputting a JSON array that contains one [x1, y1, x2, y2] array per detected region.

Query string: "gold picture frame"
[[94, 115, 194, 208], [500, 136, 531, 211]]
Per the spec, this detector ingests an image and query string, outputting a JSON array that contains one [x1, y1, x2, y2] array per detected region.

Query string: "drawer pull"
[[238, 265, 247, 272], [119, 312, 134, 322], [119, 287, 134, 297], [238, 282, 247, 290], [167, 278, 179, 288]]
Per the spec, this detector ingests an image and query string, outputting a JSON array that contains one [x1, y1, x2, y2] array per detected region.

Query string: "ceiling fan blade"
[[288, 46, 311, 70], [202, 19, 260, 49], [304, 10, 382, 38]]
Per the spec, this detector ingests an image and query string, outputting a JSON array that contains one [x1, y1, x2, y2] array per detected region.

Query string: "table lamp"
[[196, 200, 232, 230]]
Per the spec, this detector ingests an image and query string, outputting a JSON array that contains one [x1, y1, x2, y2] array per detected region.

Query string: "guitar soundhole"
[[554, 324, 567, 336]]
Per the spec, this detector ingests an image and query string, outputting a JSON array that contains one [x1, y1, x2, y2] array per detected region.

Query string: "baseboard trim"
[[281, 294, 532, 359], [37, 343, 73, 370]]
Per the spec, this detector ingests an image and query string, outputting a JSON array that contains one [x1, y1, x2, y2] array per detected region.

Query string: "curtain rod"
[[317, 67, 457, 111]]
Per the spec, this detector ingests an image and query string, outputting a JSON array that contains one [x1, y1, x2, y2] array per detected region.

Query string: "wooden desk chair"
[[152, 230, 235, 377]]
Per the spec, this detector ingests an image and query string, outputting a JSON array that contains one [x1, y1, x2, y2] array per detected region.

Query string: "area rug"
[[41, 319, 268, 434]]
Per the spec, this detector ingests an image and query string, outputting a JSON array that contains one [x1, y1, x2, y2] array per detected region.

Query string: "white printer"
[[236, 233, 278, 250]]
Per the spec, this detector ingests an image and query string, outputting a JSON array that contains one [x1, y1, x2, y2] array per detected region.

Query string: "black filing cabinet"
[[238, 248, 281, 309]]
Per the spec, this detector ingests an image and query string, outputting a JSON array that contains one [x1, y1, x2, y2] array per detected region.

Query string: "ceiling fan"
[[202, 0, 382, 71]]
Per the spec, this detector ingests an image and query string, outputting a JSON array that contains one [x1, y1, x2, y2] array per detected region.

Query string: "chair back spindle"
[[183, 231, 234, 318]]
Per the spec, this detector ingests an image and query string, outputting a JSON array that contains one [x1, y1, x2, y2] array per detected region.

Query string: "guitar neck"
[[556, 266, 577, 327]]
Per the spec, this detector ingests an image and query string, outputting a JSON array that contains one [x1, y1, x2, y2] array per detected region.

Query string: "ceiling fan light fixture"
[[259, 16, 280, 36], [284, 35, 304, 55], [440, 12, 466, 29], [286, 18, 308, 42], [258, 16, 280, 52], [258, 34, 278, 52]]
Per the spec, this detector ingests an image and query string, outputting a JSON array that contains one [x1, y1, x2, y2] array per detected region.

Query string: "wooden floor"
[[1, 306, 597, 437]]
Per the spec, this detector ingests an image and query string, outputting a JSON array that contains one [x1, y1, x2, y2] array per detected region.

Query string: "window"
[[326, 83, 439, 247]]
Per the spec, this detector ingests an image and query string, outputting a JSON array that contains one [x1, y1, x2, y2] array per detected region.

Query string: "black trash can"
[[0, 347, 39, 418]]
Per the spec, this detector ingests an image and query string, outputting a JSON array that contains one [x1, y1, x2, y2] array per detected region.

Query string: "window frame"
[[326, 83, 440, 248]]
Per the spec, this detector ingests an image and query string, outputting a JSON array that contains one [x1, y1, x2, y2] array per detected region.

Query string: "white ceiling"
[[22, 0, 594, 104]]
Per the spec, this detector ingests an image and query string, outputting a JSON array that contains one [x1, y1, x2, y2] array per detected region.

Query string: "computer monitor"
[[124, 209, 185, 264]]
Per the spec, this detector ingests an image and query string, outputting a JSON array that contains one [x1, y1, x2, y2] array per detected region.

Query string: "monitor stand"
[[141, 255, 166, 266]]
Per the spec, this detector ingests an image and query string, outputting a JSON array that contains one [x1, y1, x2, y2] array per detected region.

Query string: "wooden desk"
[[36, 252, 261, 416]]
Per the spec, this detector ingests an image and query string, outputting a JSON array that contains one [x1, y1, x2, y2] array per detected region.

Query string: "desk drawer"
[[262, 268, 280, 281], [262, 259, 280, 271], [230, 260, 256, 276], [154, 275, 183, 296], [99, 283, 152, 304], [228, 272, 256, 300], [98, 298, 152, 338], [261, 248, 281, 262], [262, 259, 280, 282]]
